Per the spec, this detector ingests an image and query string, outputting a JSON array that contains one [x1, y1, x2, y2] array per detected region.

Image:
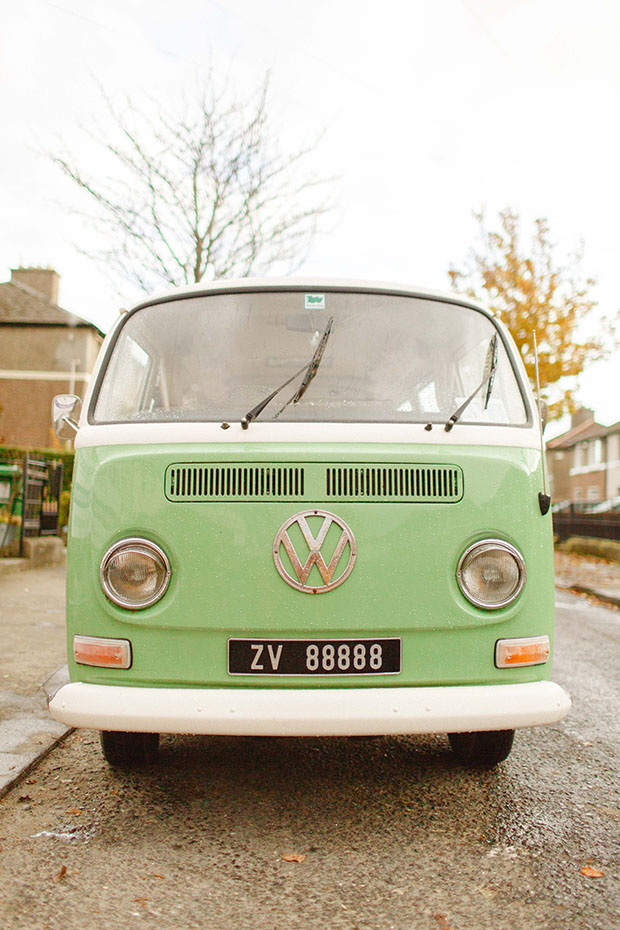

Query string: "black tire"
[[100, 730, 159, 768], [448, 729, 514, 768]]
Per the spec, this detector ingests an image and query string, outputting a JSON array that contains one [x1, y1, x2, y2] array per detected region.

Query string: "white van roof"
[[131, 277, 487, 315]]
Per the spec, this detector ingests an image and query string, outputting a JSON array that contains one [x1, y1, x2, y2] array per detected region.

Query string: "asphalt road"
[[0, 591, 618, 930]]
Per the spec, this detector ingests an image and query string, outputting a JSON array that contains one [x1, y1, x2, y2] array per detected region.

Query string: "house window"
[[587, 486, 601, 501], [574, 487, 583, 500], [591, 439, 603, 465], [574, 443, 585, 468]]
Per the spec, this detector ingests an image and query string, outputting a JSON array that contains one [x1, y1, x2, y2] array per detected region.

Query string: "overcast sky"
[[2, 0, 619, 428]]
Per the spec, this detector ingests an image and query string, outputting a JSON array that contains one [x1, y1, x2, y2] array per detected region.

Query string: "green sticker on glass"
[[304, 293, 326, 310]]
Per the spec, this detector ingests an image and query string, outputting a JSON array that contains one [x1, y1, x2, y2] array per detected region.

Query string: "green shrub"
[[58, 490, 71, 531], [557, 536, 620, 563]]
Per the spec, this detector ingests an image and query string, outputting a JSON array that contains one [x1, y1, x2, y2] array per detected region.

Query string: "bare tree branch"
[[49, 71, 335, 293]]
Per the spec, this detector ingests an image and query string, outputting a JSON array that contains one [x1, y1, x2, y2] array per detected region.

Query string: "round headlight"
[[100, 538, 171, 609], [456, 539, 525, 609]]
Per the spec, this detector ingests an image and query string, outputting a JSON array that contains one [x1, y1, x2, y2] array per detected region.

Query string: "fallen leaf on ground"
[[66, 808, 82, 816], [53, 866, 67, 883], [281, 853, 306, 863], [581, 865, 604, 878], [18, 795, 31, 802]]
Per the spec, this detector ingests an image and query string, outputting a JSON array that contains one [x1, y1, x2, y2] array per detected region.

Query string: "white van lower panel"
[[49, 681, 570, 735]]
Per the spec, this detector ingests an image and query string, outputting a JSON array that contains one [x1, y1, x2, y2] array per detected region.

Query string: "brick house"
[[547, 407, 620, 505], [0, 267, 103, 447]]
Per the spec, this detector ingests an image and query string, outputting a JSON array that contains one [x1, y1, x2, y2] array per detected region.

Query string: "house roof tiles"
[[0, 280, 101, 332], [547, 416, 620, 449]]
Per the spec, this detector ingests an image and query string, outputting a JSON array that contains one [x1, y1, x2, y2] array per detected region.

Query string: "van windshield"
[[93, 290, 528, 426]]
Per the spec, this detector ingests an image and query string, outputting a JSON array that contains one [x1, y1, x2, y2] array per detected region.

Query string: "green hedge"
[[58, 490, 71, 531], [557, 536, 620, 563], [0, 445, 74, 492]]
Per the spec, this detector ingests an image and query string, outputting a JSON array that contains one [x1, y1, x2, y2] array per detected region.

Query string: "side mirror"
[[540, 400, 548, 432], [52, 394, 82, 440]]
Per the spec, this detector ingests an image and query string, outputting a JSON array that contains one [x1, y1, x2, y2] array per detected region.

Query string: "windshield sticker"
[[304, 293, 326, 310]]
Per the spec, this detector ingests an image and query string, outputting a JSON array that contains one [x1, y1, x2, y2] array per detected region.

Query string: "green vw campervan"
[[49, 280, 570, 768]]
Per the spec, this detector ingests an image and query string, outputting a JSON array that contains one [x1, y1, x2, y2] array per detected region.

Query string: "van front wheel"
[[100, 730, 159, 768], [448, 729, 514, 768]]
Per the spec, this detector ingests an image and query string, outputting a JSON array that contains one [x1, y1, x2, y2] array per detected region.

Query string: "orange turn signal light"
[[495, 636, 550, 668], [74, 635, 132, 669]]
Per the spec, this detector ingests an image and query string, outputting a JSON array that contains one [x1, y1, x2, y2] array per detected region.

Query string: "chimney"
[[571, 406, 594, 429], [11, 266, 60, 304]]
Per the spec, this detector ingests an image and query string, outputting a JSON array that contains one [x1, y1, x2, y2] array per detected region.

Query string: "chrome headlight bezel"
[[100, 537, 171, 610], [456, 539, 526, 610]]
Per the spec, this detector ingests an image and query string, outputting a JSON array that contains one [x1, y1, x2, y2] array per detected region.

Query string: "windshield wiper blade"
[[444, 334, 498, 432], [240, 363, 308, 429], [274, 316, 333, 418], [240, 317, 334, 429]]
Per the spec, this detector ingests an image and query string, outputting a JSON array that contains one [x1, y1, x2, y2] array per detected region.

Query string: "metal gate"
[[20, 455, 64, 543]]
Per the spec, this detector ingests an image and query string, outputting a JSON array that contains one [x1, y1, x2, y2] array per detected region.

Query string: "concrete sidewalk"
[[0, 559, 70, 797], [0, 549, 618, 798]]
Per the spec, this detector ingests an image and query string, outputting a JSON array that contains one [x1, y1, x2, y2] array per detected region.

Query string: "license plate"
[[227, 638, 401, 676]]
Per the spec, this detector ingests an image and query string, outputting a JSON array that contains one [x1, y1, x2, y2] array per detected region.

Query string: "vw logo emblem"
[[273, 510, 357, 594]]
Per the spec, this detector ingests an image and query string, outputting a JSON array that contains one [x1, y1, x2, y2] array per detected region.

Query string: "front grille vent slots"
[[325, 465, 462, 501], [166, 463, 463, 503], [167, 465, 305, 501]]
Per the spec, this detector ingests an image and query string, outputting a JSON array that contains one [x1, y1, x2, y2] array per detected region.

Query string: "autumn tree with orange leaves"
[[448, 208, 614, 419]]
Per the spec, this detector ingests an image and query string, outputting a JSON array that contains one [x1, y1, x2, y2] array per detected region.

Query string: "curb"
[[0, 558, 30, 577], [0, 727, 73, 800], [0, 664, 72, 800], [556, 583, 620, 610], [0, 551, 67, 577]]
